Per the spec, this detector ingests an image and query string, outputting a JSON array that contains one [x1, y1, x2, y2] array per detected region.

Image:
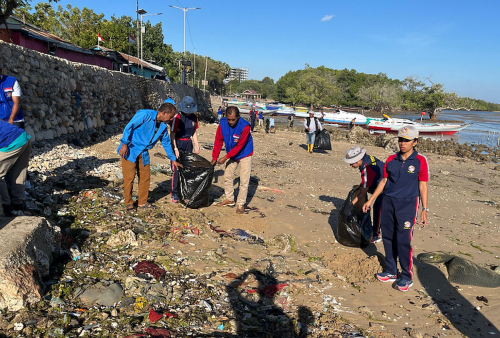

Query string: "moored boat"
[[367, 118, 470, 135]]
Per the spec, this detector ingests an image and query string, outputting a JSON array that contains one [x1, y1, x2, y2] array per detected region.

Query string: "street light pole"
[[169, 5, 200, 85], [137, 9, 162, 77]]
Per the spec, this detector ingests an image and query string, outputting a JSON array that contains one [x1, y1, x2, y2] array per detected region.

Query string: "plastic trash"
[[134, 261, 166, 280], [314, 129, 332, 150], [337, 185, 372, 248], [177, 153, 214, 209]]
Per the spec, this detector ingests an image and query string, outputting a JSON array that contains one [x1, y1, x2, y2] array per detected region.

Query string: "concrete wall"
[[0, 40, 211, 142]]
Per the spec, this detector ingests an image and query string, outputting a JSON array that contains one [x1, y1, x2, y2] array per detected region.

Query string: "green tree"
[[357, 83, 401, 113], [2, 0, 58, 41]]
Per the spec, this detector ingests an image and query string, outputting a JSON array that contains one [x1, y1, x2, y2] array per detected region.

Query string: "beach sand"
[[93, 121, 499, 337]]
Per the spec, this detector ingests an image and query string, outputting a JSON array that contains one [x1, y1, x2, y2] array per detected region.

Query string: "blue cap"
[[164, 98, 175, 104]]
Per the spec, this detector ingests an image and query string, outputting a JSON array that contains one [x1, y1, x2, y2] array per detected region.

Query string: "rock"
[[0, 217, 60, 311], [79, 283, 123, 307], [266, 234, 295, 252], [106, 229, 138, 247]]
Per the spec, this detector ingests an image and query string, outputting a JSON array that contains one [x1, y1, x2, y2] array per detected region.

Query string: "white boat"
[[322, 111, 368, 126], [367, 118, 470, 135]]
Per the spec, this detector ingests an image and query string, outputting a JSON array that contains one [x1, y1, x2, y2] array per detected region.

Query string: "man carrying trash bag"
[[211, 106, 253, 215]]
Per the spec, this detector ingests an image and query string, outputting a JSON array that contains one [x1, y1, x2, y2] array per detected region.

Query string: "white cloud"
[[321, 15, 334, 22]]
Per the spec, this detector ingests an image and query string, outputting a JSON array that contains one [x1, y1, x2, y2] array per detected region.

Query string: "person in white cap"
[[363, 125, 429, 292], [343, 146, 385, 243]]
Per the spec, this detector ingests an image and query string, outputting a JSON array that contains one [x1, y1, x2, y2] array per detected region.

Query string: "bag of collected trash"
[[337, 185, 372, 248], [314, 129, 332, 150], [178, 152, 214, 209]]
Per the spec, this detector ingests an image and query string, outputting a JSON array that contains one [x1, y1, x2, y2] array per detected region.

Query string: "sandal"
[[126, 204, 137, 212], [139, 202, 158, 209]]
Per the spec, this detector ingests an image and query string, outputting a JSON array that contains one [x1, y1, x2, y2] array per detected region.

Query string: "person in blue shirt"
[[258, 110, 263, 127], [0, 120, 31, 216], [117, 102, 182, 212]]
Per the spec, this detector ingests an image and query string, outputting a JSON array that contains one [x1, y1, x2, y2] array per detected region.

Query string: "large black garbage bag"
[[178, 153, 214, 209], [314, 129, 332, 150], [337, 185, 373, 248]]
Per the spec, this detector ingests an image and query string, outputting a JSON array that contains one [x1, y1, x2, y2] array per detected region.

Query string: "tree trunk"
[[429, 110, 438, 120]]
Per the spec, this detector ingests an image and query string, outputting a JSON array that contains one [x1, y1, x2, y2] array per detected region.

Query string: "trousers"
[[224, 156, 252, 207], [0, 140, 31, 206], [380, 195, 419, 280], [121, 154, 150, 206]]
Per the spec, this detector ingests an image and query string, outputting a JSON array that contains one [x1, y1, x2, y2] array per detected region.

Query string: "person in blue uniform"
[[343, 146, 385, 243], [363, 125, 429, 292], [0, 70, 24, 129], [169, 96, 200, 203], [210, 106, 253, 215]]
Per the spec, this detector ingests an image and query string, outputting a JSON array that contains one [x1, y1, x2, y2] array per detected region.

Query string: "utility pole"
[[169, 5, 200, 85], [193, 48, 196, 87], [203, 55, 208, 91]]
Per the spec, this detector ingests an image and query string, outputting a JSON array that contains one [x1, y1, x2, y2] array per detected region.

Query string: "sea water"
[[395, 110, 500, 146]]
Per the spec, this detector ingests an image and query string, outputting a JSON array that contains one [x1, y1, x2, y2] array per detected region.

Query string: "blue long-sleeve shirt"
[[117, 109, 176, 166]]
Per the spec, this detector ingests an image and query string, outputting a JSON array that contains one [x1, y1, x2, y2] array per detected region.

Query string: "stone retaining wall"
[[0, 40, 211, 142]]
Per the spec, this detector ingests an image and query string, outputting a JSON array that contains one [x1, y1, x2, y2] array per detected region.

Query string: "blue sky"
[[52, 0, 499, 103]]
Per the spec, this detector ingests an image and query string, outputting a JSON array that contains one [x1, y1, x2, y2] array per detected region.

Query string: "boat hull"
[[367, 122, 470, 135]]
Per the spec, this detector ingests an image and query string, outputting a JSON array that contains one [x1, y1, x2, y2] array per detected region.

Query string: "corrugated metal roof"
[[96, 46, 163, 72]]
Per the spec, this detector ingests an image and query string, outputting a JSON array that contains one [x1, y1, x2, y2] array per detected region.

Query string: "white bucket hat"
[[343, 146, 366, 164]]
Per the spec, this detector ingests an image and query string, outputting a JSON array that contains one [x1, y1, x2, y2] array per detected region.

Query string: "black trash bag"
[[337, 185, 373, 248], [178, 153, 214, 209], [313, 129, 332, 150]]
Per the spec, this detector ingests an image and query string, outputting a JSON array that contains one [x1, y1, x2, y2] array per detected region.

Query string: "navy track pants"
[[380, 195, 419, 281]]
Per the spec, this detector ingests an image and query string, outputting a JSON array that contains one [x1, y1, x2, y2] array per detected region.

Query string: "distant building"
[[230, 67, 248, 82], [241, 90, 261, 101], [0, 15, 113, 69], [93, 46, 163, 79]]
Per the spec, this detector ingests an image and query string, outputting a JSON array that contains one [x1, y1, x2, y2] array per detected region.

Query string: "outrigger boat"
[[366, 114, 470, 135]]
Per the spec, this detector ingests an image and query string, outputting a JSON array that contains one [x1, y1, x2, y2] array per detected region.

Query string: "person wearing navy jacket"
[[169, 96, 200, 203], [344, 146, 385, 243], [211, 106, 253, 214], [363, 125, 429, 292], [117, 103, 182, 212]]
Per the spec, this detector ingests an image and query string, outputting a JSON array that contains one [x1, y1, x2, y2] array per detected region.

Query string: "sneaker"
[[235, 205, 245, 214], [376, 272, 398, 283], [395, 278, 413, 292], [217, 199, 235, 207], [171, 198, 178, 203], [370, 236, 382, 243]]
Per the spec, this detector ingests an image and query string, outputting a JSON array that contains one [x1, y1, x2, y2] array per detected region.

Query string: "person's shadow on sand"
[[414, 258, 499, 336], [205, 269, 313, 337]]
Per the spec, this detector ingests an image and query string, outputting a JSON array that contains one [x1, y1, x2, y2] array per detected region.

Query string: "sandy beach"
[[6, 119, 498, 337], [89, 119, 500, 337]]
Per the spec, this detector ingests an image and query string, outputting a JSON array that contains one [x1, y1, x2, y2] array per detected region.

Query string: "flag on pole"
[[97, 33, 103, 42], [128, 34, 136, 44]]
